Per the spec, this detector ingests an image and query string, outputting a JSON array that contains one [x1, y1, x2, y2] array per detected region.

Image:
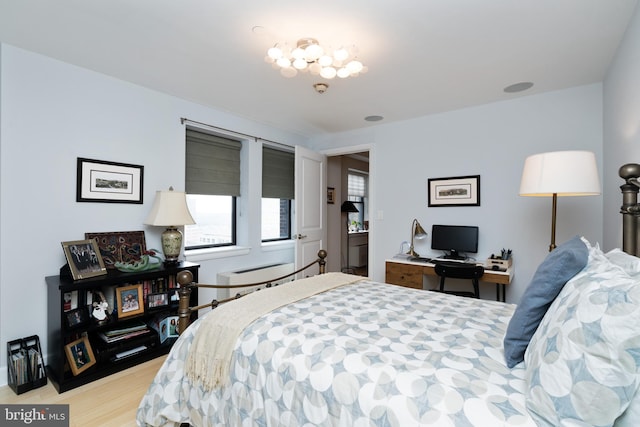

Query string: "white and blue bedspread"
[[137, 280, 535, 426]]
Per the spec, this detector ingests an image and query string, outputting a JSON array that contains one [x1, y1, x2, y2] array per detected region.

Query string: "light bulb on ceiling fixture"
[[337, 68, 350, 78], [320, 67, 337, 79], [267, 46, 282, 60], [334, 47, 349, 61]]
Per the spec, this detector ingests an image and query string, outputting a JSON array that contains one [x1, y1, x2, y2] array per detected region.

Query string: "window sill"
[[185, 246, 250, 262], [261, 240, 295, 251]]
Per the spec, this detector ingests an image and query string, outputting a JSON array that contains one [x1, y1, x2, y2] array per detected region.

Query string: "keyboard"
[[432, 258, 468, 263]]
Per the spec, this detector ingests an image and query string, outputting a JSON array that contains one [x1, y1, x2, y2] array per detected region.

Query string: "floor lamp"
[[341, 201, 359, 272], [519, 151, 600, 252]]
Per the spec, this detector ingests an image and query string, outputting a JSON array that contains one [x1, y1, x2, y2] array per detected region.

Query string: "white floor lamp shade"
[[520, 150, 600, 251]]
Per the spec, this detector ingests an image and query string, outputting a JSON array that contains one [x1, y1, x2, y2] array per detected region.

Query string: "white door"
[[294, 146, 327, 277]]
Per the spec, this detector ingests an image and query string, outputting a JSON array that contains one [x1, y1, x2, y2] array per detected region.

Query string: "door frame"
[[323, 144, 375, 279]]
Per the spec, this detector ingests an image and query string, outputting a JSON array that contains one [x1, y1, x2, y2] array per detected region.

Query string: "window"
[[262, 146, 294, 241], [184, 129, 241, 249], [347, 171, 368, 229]]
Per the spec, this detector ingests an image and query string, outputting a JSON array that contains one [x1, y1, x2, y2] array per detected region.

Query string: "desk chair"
[[433, 262, 484, 298]]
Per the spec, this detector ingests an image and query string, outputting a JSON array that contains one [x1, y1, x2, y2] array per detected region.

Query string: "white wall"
[[603, 3, 640, 250], [312, 84, 604, 304], [0, 44, 308, 379]]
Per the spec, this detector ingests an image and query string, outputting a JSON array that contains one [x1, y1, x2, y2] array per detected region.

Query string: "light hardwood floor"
[[0, 355, 165, 427]]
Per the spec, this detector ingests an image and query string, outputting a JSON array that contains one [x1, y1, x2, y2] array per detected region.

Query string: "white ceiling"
[[0, 0, 637, 138]]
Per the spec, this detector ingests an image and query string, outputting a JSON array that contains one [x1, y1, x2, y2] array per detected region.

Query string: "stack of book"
[[93, 322, 158, 363], [98, 322, 150, 344]]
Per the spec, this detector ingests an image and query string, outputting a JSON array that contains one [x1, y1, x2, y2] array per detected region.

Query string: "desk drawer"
[[385, 262, 423, 289]]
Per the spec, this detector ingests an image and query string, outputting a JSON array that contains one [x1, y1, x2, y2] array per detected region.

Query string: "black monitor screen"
[[431, 224, 479, 259]]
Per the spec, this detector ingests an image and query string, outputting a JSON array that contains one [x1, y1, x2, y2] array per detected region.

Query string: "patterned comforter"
[[137, 280, 536, 426]]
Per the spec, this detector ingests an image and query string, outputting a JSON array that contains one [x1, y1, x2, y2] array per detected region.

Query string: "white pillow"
[[606, 248, 640, 278], [525, 243, 640, 426]]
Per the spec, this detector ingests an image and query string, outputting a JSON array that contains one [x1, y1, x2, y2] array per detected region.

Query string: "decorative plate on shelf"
[[85, 231, 146, 269]]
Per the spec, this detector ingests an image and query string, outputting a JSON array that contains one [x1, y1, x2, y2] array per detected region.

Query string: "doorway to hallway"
[[327, 150, 370, 277]]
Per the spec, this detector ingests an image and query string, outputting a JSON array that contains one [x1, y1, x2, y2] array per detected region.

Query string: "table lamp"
[[519, 150, 600, 251], [407, 218, 428, 257], [144, 187, 195, 263]]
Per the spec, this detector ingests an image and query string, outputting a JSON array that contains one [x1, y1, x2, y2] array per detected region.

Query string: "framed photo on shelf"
[[428, 175, 481, 207], [76, 157, 144, 204], [63, 290, 78, 311], [146, 292, 169, 310], [116, 284, 144, 319], [85, 230, 147, 269], [65, 307, 89, 329], [167, 316, 179, 338], [61, 239, 107, 280], [64, 336, 96, 376]]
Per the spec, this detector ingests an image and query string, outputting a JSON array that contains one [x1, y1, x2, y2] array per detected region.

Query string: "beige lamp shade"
[[144, 188, 195, 263], [519, 150, 601, 196], [144, 188, 195, 226]]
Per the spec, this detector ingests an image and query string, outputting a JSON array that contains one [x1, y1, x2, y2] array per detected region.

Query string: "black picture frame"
[[146, 292, 169, 310], [65, 307, 89, 328], [428, 175, 481, 207], [76, 157, 144, 204]]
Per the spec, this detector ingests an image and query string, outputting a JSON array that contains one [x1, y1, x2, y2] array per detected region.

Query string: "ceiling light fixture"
[[265, 38, 367, 80]]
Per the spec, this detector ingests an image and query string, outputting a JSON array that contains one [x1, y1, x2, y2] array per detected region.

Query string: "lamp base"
[[161, 227, 183, 264], [406, 248, 420, 258]]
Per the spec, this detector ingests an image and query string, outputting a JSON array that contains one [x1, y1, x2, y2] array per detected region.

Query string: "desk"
[[385, 259, 513, 302]]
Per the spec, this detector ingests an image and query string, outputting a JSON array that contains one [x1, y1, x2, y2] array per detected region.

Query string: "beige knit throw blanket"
[[185, 272, 364, 391]]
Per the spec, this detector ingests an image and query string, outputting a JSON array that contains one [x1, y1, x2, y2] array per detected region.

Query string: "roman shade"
[[186, 129, 241, 196], [262, 146, 294, 200], [348, 172, 367, 197]]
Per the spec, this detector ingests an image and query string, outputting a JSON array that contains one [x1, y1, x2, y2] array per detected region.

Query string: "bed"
[[136, 164, 640, 427]]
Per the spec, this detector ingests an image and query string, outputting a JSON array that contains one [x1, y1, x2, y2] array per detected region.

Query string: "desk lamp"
[[144, 187, 195, 263], [519, 151, 600, 251], [407, 218, 428, 257]]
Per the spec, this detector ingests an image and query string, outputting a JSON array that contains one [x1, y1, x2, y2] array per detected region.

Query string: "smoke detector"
[[313, 83, 329, 94]]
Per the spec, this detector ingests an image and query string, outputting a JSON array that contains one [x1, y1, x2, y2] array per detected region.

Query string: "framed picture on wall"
[[76, 157, 144, 204], [327, 187, 335, 204], [428, 175, 481, 207]]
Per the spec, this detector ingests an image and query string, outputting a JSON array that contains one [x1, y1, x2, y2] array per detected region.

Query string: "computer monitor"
[[430, 224, 479, 260]]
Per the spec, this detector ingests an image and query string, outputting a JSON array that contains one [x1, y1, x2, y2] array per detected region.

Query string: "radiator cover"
[[216, 263, 295, 299]]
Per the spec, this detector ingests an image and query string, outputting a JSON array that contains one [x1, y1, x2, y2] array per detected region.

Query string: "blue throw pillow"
[[503, 235, 588, 368]]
